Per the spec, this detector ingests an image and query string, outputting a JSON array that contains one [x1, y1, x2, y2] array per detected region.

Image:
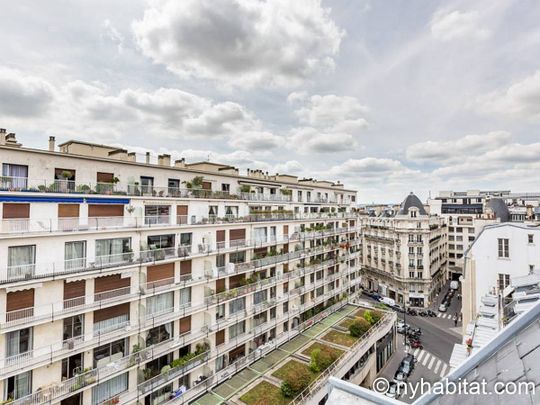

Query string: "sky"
[[1, 0, 540, 203]]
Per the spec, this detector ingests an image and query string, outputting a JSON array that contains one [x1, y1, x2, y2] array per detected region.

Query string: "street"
[[360, 281, 462, 402]]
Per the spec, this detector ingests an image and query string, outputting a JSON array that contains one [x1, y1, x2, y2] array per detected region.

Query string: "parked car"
[[392, 304, 405, 313], [439, 303, 448, 312], [400, 354, 416, 376], [393, 370, 407, 384], [397, 321, 408, 334], [385, 382, 399, 399]]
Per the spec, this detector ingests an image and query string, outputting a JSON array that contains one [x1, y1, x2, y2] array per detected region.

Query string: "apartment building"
[[0, 132, 366, 405], [360, 193, 448, 307], [460, 222, 540, 330]]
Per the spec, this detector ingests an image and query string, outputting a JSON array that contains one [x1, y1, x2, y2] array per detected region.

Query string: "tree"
[[310, 346, 339, 372], [349, 317, 371, 337]]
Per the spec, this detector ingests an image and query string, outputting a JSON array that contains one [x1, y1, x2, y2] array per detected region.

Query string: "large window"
[[54, 168, 76, 192], [147, 234, 175, 249], [179, 287, 191, 306], [498, 238, 509, 258], [229, 297, 245, 315], [146, 292, 174, 317], [253, 227, 267, 244], [229, 321, 245, 339], [6, 328, 32, 358], [63, 315, 84, 342], [6, 371, 31, 400], [95, 238, 131, 265], [140, 176, 154, 194], [2, 164, 28, 189], [144, 205, 170, 225], [145, 323, 172, 346], [229, 251, 245, 264], [253, 290, 268, 306], [92, 372, 128, 405], [498, 273, 511, 291], [65, 241, 86, 271], [93, 339, 126, 368], [7, 245, 35, 279]]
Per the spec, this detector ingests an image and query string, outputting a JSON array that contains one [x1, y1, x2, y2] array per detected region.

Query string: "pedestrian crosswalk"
[[437, 313, 454, 320], [412, 348, 449, 378]]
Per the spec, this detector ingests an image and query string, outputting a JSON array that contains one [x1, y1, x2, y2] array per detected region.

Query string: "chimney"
[[127, 152, 136, 162], [145, 152, 151, 164], [0, 128, 5, 145], [161, 154, 171, 166], [158, 155, 163, 165], [174, 158, 186, 168], [48, 136, 55, 151]]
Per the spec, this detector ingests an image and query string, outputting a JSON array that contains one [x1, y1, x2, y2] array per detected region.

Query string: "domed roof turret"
[[486, 198, 510, 222], [398, 192, 427, 216]]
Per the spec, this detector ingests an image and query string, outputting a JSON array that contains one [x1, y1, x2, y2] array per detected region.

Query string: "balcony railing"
[[0, 212, 357, 236], [0, 176, 358, 205]]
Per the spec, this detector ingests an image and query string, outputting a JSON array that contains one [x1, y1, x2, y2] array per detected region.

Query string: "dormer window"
[[410, 210, 417, 218]]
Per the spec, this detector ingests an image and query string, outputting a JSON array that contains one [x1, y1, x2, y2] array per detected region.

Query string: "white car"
[[396, 321, 408, 334], [385, 382, 398, 399], [438, 303, 448, 312]]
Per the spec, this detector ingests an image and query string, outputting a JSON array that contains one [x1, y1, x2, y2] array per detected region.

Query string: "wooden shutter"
[[215, 329, 225, 346], [177, 205, 188, 225], [97, 172, 114, 183], [58, 204, 80, 218], [283, 282, 288, 292], [202, 181, 212, 190], [64, 280, 85, 300], [283, 244, 289, 253], [6, 290, 34, 311], [180, 315, 191, 334], [88, 204, 124, 217], [147, 263, 174, 282], [3, 203, 30, 219], [229, 345, 245, 359], [93, 303, 129, 323], [254, 247, 267, 257], [180, 260, 192, 276], [216, 278, 226, 293], [229, 229, 245, 241], [216, 230, 225, 243], [95, 274, 130, 293], [283, 225, 289, 235], [229, 275, 245, 289], [283, 263, 289, 273]]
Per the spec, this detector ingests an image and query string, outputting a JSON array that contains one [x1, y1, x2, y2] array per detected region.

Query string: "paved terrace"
[[189, 304, 392, 405]]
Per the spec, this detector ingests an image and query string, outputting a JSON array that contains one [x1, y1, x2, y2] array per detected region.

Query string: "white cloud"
[[228, 131, 283, 151], [329, 157, 412, 178], [430, 10, 490, 41], [474, 70, 540, 119], [287, 94, 368, 153], [0, 68, 54, 117], [274, 160, 303, 174], [102, 19, 125, 53], [406, 131, 511, 163], [132, 0, 344, 87]]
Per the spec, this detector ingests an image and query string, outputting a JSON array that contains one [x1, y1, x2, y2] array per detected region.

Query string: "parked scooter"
[[426, 310, 437, 317]]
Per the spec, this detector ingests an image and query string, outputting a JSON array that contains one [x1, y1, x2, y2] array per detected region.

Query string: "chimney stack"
[[174, 158, 186, 168], [48, 136, 55, 152], [0, 128, 5, 145], [159, 154, 171, 166], [145, 152, 151, 164], [127, 152, 136, 162]]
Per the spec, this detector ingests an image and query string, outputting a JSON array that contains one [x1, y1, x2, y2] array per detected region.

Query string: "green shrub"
[[310, 346, 339, 372], [280, 366, 312, 397], [349, 317, 371, 337]]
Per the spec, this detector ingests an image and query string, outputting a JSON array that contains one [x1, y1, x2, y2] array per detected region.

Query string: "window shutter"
[[180, 260, 192, 276], [93, 303, 129, 323], [88, 204, 124, 217], [64, 280, 85, 300], [58, 204, 80, 218], [7, 289, 34, 311], [3, 203, 30, 219], [180, 315, 191, 334], [215, 329, 225, 346], [147, 263, 174, 283], [95, 274, 130, 293]]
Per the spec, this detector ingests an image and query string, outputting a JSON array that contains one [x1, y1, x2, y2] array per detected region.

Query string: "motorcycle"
[[418, 311, 427, 317], [408, 339, 423, 349], [407, 308, 417, 316]]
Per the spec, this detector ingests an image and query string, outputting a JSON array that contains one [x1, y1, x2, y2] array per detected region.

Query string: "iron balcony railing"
[[0, 176, 354, 204]]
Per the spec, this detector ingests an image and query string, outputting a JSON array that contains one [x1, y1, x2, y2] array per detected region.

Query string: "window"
[[65, 241, 86, 271], [2, 164, 28, 189], [216, 304, 225, 320], [215, 354, 226, 371], [229, 251, 246, 264], [140, 176, 154, 194], [529, 234, 534, 244], [410, 210, 417, 218], [168, 178, 180, 192], [253, 290, 268, 305], [498, 238, 509, 258], [95, 238, 131, 265], [179, 287, 191, 306], [92, 372, 128, 405], [54, 168, 76, 191], [7, 245, 36, 279], [6, 371, 31, 399], [225, 206, 238, 218], [93, 339, 126, 368], [229, 321, 246, 338], [229, 297, 245, 315], [144, 205, 170, 225], [146, 292, 174, 317], [221, 183, 230, 193], [498, 273, 510, 291], [6, 328, 32, 358], [145, 323, 172, 346], [147, 234, 175, 249], [63, 315, 84, 342], [254, 227, 267, 244]]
